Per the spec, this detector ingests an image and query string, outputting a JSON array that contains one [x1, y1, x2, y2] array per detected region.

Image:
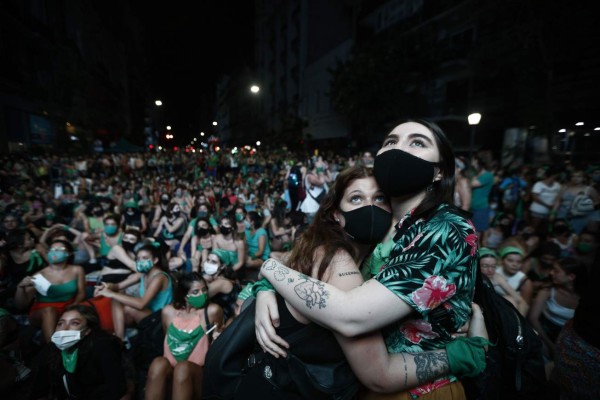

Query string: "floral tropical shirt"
[[374, 203, 478, 355]]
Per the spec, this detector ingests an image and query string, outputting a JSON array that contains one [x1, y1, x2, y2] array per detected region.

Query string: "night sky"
[[137, 2, 255, 139]]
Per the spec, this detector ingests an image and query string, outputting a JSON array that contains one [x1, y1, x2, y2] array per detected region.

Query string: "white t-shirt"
[[529, 180, 561, 215]]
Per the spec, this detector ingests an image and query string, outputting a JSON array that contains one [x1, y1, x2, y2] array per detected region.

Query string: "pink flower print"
[[465, 233, 478, 256], [399, 319, 440, 344], [411, 276, 456, 311], [402, 233, 423, 253]]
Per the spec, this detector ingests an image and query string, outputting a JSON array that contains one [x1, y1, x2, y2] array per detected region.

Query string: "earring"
[[335, 217, 340, 222]]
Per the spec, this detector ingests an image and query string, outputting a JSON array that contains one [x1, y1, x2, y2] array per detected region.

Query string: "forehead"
[[59, 310, 83, 322], [387, 122, 435, 141], [344, 177, 379, 195], [189, 280, 207, 291], [207, 254, 221, 262], [137, 249, 152, 257]]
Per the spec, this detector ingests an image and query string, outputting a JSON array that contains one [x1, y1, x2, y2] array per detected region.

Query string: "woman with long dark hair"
[[257, 120, 483, 398]]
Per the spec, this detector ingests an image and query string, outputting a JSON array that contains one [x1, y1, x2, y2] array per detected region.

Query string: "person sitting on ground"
[[201, 249, 243, 326], [99, 228, 141, 288], [40, 304, 128, 400], [95, 240, 173, 340], [145, 272, 223, 400], [154, 203, 187, 251], [190, 217, 216, 272], [243, 211, 271, 273], [15, 239, 85, 343], [212, 215, 245, 273]]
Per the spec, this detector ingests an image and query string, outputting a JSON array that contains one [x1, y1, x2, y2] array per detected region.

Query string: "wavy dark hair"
[[172, 272, 208, 310], [287, 166, 371, 280]]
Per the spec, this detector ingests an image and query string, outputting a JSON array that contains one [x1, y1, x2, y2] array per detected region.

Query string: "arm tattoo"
[[338, 271, 360, 277], [414, 352, 449, 384], [293, 275, 330, 309], [262, 259, 289, 281]]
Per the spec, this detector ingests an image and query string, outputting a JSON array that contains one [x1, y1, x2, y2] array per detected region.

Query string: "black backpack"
[[463, 272, 548, 399]]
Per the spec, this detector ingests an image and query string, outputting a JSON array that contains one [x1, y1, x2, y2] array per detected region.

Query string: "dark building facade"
[[0, 0, 148, 154]]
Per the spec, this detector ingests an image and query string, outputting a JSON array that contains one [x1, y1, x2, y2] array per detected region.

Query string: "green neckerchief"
[[27, 250, 44, 273], [166, 322, 205, 362], [61, 348, 79, 373], [361, 238, 395, 280]]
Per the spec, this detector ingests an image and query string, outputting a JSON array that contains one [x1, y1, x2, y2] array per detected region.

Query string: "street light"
[[250, 85, 260, 94], [212, 121, 218, 126], [468, 113, 482, 164], [155, 100, 162, 106], [166, 126, 172, 130]]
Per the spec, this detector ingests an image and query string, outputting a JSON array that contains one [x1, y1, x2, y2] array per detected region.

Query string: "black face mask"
[[161, 198, 170, 205], [374, 149, 437, 197], [122, 242, 137, 253], [220, 226, 233, 235], [340, 205, 392, 245], [196, 227, 209, 237]]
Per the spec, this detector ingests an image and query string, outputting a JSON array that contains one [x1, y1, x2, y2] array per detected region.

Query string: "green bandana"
[[61, 348, 79, 373], [446, 336, 491, 378], [498, 246, 524, 259], [362, 238, 394, 279], [166, 323, 205, 362], [478, 247, 498, 260]]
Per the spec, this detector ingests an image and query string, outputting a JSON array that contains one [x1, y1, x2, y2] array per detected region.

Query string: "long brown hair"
[[287, 166, 372, 279]]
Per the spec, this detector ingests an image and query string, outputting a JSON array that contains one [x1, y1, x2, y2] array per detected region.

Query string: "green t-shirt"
[[470, 171, 494, 210]]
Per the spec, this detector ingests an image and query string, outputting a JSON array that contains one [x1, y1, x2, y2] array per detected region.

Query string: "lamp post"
[[468, 113, 482, 164]]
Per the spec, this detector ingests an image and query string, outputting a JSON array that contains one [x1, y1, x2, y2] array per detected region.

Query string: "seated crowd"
[[0, 149, 598, 399]]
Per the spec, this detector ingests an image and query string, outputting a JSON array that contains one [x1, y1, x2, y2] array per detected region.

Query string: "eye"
[[349, 195, 363, 203], [374, 194, 387, 203], [410, 138, 426, 148]]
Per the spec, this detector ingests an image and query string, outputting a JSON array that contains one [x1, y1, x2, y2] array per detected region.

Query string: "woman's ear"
[[333, 211, 343, 225], [433, 167, 443, 183]]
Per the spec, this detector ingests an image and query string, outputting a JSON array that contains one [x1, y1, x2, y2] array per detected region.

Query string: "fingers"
[[267, 301, 280, 329], [256, 324, 287, 358], [468, 302, 488, 341]]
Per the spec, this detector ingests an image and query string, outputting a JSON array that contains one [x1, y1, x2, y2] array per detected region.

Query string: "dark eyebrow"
[[407, 133, 435, 145]]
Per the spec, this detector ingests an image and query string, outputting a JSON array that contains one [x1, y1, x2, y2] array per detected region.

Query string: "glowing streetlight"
[[212, 121, 218, 126], [250, 85, 260, 94], [155, 100, 162, 106], [200, 132, 205, 136], [256, 141, 261, 146], [468, 113, 482, 164], [166, 126, 172, 130]]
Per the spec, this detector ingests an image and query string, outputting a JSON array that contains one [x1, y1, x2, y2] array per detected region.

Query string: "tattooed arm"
[[256, 253, 482, 392], [260, 258, 412, 336]]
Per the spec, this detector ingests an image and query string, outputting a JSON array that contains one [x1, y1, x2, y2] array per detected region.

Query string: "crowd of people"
[[0, 123, 598, 399]]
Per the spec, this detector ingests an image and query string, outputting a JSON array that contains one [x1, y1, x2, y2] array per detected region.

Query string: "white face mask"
[[51, 330, 82, 351], [202, 261, 220, 276]]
